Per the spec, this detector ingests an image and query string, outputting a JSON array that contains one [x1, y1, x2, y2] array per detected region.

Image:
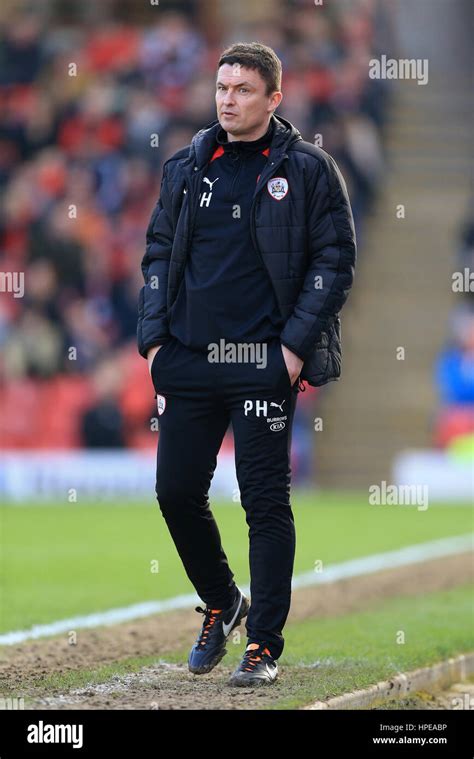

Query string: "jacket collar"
[[215, 117, 274, 153], [183, 113, 302, 170]]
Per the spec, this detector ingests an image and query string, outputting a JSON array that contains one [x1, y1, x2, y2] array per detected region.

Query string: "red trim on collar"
[[210, 146, 225, 162], [210, 145, 271, 163]]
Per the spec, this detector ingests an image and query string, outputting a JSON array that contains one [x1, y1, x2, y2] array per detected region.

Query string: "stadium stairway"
[[314, 78, 472, 489]]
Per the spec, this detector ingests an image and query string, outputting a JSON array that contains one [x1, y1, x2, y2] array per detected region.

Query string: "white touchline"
[[0, 534, 472, 646]]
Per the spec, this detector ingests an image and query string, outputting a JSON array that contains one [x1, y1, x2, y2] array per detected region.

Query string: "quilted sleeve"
[[137, 162, 174, 358], [279, 151, 357, 361]]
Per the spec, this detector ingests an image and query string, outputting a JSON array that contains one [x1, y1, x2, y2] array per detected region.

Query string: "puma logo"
[[203, 176, 220, 190], [270, 400, 286, 412]]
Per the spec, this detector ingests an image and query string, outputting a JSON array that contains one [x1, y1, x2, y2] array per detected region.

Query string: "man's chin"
[[219, 115, 241, 131]]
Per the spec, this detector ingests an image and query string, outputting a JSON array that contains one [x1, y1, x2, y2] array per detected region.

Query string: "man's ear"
[[269, 91, 283, 113]]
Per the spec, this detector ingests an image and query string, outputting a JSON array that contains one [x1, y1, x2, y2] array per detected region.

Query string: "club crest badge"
[[267, 177, 288, 200], [157, 395, 166, 415]]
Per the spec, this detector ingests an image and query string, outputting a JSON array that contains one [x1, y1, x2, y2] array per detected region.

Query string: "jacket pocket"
[[275, 341, 294, 390]]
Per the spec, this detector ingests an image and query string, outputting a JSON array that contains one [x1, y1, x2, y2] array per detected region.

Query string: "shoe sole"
[[188, 646, 228, 675], [188, 594, 250, 675], [228, 672, 278, 687]]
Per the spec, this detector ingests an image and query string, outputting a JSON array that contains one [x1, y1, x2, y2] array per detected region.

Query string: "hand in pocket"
[[280, 343, 304, 387], [147, 345, 162, 376]]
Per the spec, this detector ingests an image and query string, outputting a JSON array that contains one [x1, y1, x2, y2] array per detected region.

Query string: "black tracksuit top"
[[168, 118, 284, 351]]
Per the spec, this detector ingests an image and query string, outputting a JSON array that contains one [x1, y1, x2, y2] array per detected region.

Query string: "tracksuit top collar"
[[215, 118, 275, 155], [184, 113, 302, 170]]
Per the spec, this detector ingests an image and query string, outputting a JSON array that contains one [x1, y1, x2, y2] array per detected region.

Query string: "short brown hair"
[[217, 42, 282, 97]]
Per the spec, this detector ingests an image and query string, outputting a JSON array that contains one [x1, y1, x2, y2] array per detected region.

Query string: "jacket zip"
[[249, 152, 307, 391], [175, 165, 205, 277], [249, 152, 289, 319], [166, 167, 199, 316], [183, 168, 201, 252]]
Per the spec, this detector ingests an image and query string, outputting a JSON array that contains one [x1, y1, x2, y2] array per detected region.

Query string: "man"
[[137, 42, 356, 686]]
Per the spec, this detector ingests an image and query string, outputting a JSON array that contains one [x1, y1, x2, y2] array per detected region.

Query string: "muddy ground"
[[0, 552, 472, 710]]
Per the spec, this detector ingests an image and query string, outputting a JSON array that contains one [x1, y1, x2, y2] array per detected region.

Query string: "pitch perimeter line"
[[1, 534, 472, 646]]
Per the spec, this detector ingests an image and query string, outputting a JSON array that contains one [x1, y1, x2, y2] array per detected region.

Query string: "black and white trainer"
[[188, 587, 250, 674], [228, 642, 278, 686]]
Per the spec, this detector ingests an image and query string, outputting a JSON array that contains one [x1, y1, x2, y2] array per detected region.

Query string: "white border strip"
[[1, 534, 471, 646], [302, 653, 474, 709], [292, 533, 473, 589]]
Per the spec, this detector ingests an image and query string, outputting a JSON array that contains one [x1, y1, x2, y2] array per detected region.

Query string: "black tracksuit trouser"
[[151, 335, 300, 660]]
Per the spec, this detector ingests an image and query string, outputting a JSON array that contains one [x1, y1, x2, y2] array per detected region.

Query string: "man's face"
[[216, 64, 282, 140]]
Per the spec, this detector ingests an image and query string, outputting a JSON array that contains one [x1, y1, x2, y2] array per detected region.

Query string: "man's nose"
[[223, 91, 235, 105]]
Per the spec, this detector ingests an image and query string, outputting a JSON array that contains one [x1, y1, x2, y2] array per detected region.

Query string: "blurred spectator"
[[80, 356, 125, 447], [435, 307, 474, 406], [433, 217, 474, 454]]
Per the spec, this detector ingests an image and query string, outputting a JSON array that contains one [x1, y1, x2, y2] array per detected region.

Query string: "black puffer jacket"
[[137, 113, 356, 386]]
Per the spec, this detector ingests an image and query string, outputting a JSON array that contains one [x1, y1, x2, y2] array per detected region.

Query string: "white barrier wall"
[[393, 450, 474, 502], [0, 450, 239, 502]]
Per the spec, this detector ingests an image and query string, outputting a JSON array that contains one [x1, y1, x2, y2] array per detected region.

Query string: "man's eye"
[[240, 88, 248, 93]]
